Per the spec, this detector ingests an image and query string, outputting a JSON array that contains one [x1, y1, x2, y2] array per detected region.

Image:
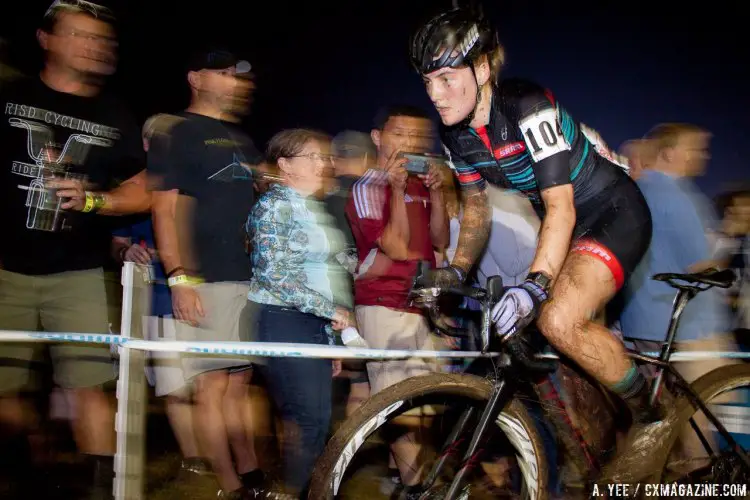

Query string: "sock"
[[609, 362, 647, 400]]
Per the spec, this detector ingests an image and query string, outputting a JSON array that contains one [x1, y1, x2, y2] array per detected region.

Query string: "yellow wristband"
[[92, 192, 107, 211], [167, 275, 204, 288], [82, 192, 95, 213]]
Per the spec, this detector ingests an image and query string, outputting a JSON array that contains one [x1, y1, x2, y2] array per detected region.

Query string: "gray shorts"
[[0, 268, 116, 393], [176, 282, 254, 381]]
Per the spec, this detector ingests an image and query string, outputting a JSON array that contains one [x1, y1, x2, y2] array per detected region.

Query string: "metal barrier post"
[[114, 262, 148, 500]]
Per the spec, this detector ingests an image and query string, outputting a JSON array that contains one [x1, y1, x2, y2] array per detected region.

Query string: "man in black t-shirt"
[[150, 49, 263, 499], [0, 2, 148, 496]]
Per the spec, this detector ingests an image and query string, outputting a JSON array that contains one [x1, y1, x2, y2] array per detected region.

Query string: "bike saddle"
[[652, 268, 736, 289]]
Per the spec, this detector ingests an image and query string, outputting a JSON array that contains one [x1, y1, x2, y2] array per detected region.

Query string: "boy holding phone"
[[345, 105, 449, 495]]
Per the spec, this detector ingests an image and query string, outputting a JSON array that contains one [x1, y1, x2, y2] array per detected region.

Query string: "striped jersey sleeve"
[[351, 169, 389, 220], [442, 142, 486, 192]]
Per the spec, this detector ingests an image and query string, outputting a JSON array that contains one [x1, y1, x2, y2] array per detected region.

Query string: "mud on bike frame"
[[409, 263, 749, 498]]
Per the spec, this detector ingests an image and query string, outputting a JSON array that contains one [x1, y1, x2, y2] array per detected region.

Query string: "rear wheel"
[[309, 372, 550, 499], [650, 364, 750, 498]]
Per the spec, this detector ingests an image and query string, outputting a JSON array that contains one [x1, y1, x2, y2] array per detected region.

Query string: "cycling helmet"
[[410, 8, 496, 75]]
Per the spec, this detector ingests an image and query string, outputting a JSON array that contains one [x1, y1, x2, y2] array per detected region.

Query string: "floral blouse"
[[246, 184, 353, 320]]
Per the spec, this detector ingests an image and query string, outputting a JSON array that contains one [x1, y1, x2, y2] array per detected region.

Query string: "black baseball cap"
[[187, 49, 251, 74]]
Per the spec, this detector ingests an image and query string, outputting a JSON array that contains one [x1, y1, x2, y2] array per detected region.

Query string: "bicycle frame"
[[420, 282, 749, 499], [627, 284, 750, 472]]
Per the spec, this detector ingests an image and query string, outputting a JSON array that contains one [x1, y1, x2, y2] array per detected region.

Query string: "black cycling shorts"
[[570, 174, 652, 290]]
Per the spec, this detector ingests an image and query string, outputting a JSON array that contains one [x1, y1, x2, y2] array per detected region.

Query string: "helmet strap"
[[458, 63, 482, 129]]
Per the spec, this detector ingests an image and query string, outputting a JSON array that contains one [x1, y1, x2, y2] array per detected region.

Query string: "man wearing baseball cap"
[[150, 48, 263, 499]]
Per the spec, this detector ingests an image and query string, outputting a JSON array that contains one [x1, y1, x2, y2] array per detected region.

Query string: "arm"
[[531, 184, 576, 279], [427, 168, 450, 250], [148, 125, 196, 277], [53, 106, 150, 215], [349, 171, 411, 261], [443, 144, 492, 274], [518, 88, 577, 281], [658, 187, 714, 273], [112, 235, 132, 263], [94, 170, 151, 215], [378, 189, 411, 260], [151, 189, 183, 275], [249, 198, 339, 319]]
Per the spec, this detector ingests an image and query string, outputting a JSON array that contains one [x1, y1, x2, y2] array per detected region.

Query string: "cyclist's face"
[[41, 12, 117, 76], [422, 66, 478, 126]]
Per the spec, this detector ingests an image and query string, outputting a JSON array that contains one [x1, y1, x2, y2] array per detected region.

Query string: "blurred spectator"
[[619, 124, 739, 467], [345, 106, 449, 494], [246, 129, 353, 497], [715, 188, 750, 331], [619, 138, 653, 181], [112, 113, 208, 477], [0, 2, 148, 497], [149, 49, 262, 499], [621, 124, 732, 354], [329, 130, 376, 417]]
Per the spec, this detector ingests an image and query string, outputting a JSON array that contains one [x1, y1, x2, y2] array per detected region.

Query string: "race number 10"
[[519, 108, 571, 162]]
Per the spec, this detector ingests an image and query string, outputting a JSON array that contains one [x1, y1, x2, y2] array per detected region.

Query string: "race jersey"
[[440, 78, 629, 216]]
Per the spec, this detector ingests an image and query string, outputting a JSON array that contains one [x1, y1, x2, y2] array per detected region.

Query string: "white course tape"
[[0, 330, 499, 360], [1, 330, 748, 361]]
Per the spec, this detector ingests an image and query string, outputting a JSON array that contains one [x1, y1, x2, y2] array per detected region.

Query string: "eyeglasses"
[[289, 152, 334, 162], [45, 0, 115, 22]]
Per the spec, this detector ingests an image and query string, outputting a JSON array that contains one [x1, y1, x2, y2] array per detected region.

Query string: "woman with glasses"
[[245, 129, 354, 497]]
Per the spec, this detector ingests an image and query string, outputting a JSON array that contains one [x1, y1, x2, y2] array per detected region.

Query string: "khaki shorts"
[[176, 282, 254, 381], [356, 305, 443, 395], [0, 268, 116, 393]]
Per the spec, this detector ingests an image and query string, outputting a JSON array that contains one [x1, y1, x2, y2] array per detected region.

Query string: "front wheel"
[[309, 372, 550, 499]]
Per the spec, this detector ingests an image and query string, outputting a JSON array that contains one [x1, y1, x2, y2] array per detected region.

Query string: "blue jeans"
[[255, 304, 333, 494]]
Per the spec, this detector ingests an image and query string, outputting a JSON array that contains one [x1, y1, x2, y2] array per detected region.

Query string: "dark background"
[[2, 0, 747, 195]]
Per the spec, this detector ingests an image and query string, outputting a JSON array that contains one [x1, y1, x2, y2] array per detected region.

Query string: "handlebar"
[[409, 261, 557, 373]]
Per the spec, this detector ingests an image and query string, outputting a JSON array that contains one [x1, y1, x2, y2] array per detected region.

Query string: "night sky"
[[2, 0, 747, 196]]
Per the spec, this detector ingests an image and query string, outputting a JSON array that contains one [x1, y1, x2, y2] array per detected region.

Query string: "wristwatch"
[[526, 272, 552, 294]]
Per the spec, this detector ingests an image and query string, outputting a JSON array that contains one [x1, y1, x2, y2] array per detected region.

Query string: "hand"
[[384, 149, 408, 192], [491, 282, 546, 337], [415, 265, 464, 289], [123, 244, 155, 265], [418, 163, 444, 193], [332, 360, 342, 377], [331, 307, 355, 330], [46, 178, 87, 211], [172, 285, 205, 327]]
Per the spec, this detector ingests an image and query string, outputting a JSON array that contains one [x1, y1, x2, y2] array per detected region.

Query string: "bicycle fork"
[[424, 378, 515, 500]]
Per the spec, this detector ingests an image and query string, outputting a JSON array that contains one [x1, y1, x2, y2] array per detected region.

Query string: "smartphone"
[[402, 153, 443, 175]]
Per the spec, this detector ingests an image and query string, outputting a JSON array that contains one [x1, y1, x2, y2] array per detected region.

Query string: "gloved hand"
[[414, 265, 466, 289], [491, 280, 548, 337]]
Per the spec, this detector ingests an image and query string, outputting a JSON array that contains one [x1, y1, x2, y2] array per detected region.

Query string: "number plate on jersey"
[[519, 108, 571, 162]]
